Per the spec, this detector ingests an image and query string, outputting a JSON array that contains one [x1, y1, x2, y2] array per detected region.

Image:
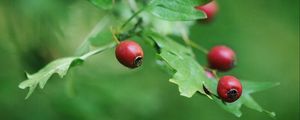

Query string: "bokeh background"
[[0, 0, 299, 120]]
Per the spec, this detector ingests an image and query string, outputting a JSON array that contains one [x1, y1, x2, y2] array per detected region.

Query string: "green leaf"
[[88, 0, 113, 9], [148, 0, 207, 21], [242, 81, 280, 94], [160, 50, 209, 97], [19, 43, 116, 99], [143, 30, 279, 117], [143, 31, 210, 97], [18, 57, 83, 99]]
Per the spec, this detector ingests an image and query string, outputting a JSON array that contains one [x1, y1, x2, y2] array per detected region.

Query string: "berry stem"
[[117, 18, 143, 41], [188, 40, 208, 54], [212, 70, 220, 80], [110, 27, 121, 44]]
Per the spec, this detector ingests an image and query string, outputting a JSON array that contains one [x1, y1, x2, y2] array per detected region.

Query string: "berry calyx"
[[217, 76, 242, 103], [202, 69, 215, 95], [195, 1, 218, 21], [205, 69, 215, 79], [207, 45, 236, 71], [115, 40, 144, 68]]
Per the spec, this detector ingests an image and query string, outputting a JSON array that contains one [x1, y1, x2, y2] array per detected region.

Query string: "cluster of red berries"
[[115, 42, 242, 103], [196, 1, 243, 103], [114, 1, 242, 103], [206, 46, 242, 103]]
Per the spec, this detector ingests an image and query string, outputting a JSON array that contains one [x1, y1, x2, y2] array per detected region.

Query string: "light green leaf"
[[148, 0, 207, 21], [19, 43, 116, 99], [19, 57, 83, 99]]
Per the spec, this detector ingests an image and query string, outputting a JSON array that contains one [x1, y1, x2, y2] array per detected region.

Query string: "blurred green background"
[[0, 0, 299, 120]]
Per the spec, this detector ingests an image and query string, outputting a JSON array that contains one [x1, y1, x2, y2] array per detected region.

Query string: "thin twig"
[[180, 29, 208, 54], [80, 42, 116, 60]]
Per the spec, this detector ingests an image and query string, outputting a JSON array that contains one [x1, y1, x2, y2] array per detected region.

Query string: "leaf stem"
[[80, 42, 116, 60], [110, 27, 121, 44]]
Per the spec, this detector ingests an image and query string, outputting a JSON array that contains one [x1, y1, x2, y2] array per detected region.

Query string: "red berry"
[[217, 76, 242, 103], [195, 1, 218, 21], [207, 45, 236, 71], [115, 40, 144, 68]]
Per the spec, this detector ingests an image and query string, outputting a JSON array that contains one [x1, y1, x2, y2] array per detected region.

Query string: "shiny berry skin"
[[195, 1, 218, 21], [115, 40, 144, 68], [217, 76, 242, 103], [207, 45, 236, 71]]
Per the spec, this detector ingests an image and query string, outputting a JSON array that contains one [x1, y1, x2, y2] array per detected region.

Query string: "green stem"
[[188, 40, 208, 54], [120, 7, 145, 30], [180, 30, 208, 54], [80, 42, 116, 60], [263, 109, 276, 118]]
